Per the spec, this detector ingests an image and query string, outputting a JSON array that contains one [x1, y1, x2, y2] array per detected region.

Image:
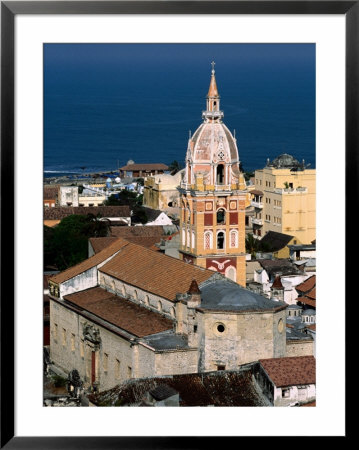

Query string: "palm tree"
[[245, 233, 261, 258]]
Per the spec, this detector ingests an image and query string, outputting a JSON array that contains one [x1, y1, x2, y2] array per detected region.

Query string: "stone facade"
[[285, 340, 314, 357], [143, 171, 182, 210]]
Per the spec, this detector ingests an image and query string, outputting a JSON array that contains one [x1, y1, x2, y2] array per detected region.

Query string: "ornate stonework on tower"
[[179, 63, 247, 286]]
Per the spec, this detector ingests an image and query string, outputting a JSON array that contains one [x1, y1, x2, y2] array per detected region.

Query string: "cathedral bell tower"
[[179, 63, 247, 286]]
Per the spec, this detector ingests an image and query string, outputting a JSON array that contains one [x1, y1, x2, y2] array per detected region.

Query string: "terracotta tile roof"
[[49, 238, 129, 285], [296, 275, 316, 294], [99, 242, 214, 301], [43, 186, 59, 200], [89, 237, 121, 254], [271, 275, 284, 289], [63, 287, 173, 338], [306, 324, 316, 331], [123, 236, 162, 249], [306, 287, 316, 300], [89, 236, 163, 254], [90, 368, 269, 407], [259, 356, 316, 387], [298, 296, 316, 308], [110, 225, 165, 238], [43, 205, 131, 221], [119, 163, 168, 171]]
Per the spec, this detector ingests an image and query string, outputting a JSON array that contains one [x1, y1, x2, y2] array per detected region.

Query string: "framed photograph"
[[1, 1, 352, 447]]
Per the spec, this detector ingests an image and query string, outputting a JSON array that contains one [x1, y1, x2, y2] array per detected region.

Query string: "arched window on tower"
[[217, 231, 225, 249], [216, 208, 225, 225], [216, 164, 224, 185]]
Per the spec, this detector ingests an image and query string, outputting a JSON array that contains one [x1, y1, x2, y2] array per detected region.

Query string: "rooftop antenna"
[[233, 129, 236, 139], [189, 130, 192, 139]]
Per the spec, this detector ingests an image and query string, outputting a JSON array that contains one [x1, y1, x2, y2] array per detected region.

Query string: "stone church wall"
[[286, 340, 314, 357], [50, 299, 153, 392], [155, 349, 198, 376], [200, 309, 286, 371]]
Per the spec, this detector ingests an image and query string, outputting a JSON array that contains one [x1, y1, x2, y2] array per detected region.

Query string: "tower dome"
[[183, 62, 242, 189], [269, 153, 301, 169]]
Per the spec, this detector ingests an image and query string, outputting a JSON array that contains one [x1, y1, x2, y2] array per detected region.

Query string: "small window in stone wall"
[[116, 359, 121, 379], [282, 388, 290, 398], [214, 322, 226, 335], [158, 301, 162, 312], [103, 353, 108, 373], [71, 333, 75, 352], [62, 328, 67, 346], [277, 318, 284, 333]]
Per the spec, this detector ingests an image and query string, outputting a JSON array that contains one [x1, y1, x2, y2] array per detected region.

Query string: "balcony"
[[252, 218, 263, 226], [202, 110, 224, 120], [274, 187, 308, 195], [251, 200, 263, 209]]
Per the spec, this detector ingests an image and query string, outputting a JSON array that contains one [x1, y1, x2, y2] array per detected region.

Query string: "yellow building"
[[179, 63, 247, 286], [143, 170, 183, 210], [251, 154, 316, 244]]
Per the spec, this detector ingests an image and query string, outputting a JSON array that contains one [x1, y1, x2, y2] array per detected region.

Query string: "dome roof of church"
[[269, 153, 301, 169], [188, 122, 239, 167]]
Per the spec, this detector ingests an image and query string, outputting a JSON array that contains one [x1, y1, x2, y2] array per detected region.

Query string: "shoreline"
[[43, 170, 119, 184]]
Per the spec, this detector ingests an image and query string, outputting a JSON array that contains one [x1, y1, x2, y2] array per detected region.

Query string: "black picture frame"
[[1, 1, 351, 447]]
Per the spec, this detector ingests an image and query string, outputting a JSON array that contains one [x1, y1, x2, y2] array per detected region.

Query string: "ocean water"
[[44, 44, 315, 176]]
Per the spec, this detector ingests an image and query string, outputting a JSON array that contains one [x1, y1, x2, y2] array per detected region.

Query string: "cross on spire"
[[211, 61, 216, 74]]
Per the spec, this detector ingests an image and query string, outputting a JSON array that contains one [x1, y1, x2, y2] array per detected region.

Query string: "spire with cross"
[[203, 61, 223, 121]]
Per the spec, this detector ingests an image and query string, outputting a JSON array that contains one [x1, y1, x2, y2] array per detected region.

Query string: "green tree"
[[44, 214, 110, 271], [104, 192, 147, 224], [168, 160, 182, 175], [245, 233, 261, 258]]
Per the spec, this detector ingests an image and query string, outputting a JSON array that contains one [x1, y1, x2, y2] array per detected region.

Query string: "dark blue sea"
[[44, 44, 315, 176]]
